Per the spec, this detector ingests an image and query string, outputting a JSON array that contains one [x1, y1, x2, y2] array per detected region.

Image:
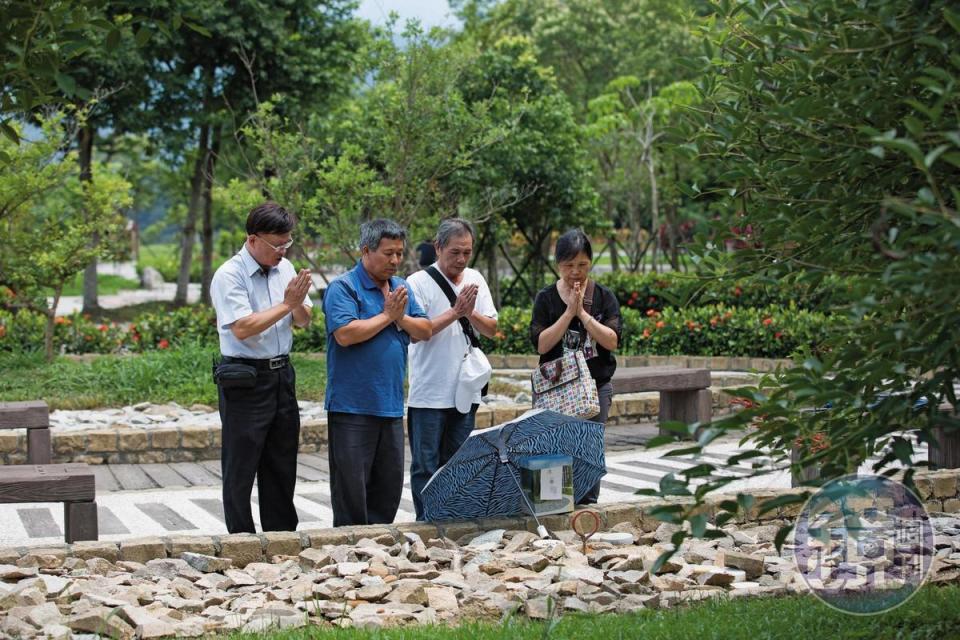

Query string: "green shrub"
[[620, 303, 843, 358], [479, 306, 533, 355], [129, 306, 218, 351], [478, 303, 844, 359], [0, 311, 127, 355], [292, 306, 326, 352], [594, 271, 857, 314]]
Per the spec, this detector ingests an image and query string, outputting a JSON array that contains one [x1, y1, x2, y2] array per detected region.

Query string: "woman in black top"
[[529, 229, 622, 504]]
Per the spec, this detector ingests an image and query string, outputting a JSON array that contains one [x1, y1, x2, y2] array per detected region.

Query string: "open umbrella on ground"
[[420, 409, 606, 525]]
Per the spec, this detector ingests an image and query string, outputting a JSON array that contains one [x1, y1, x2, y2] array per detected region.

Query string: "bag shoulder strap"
[[583, 279, 596, 313], [425, 266, 480, 348]]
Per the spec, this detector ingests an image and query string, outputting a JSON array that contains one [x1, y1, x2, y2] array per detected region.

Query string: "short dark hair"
[[246, 202, 296, 235], [555, 229, 593, 263], [360, 218, 406, 251]]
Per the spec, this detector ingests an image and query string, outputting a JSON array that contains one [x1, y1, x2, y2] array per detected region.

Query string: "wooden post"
[[929, 427, 960, 470], [64, 501, 98, 542], [659, 389, 712, 439], [791, 443, 819, 487], [27, 429, 51, 464], [0, 401, 52, 463]]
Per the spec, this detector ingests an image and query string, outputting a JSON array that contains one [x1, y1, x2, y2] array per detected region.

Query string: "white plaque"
[[540, 466, 563, 501]]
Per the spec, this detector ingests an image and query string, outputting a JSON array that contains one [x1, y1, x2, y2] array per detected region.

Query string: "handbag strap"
[[426, 266, 481, 348], [582, 279, 596, 314]]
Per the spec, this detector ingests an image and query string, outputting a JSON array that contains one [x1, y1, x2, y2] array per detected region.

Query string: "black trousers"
[[218, 363, 300, 533], [581, 379, 614, 505], [327, 412, 404, 527]]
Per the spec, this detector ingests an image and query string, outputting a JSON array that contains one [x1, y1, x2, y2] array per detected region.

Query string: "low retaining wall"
[[2, 468, 956, 566], [0, 371, 759, 465]]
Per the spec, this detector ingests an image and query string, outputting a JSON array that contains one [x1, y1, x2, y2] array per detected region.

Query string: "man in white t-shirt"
[[406, 219, 498, 520]]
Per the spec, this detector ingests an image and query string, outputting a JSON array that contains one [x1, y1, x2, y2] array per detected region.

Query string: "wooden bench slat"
[[0, 465, 95, 503], [611, 367, 711, 394], [0, 401, 50, 429]]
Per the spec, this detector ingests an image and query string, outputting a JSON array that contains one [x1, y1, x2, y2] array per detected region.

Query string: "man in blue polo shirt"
[[323, 219, 432, 526]]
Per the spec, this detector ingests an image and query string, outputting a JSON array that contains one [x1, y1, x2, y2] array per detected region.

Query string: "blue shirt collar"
[[355, 260, 389, 291]]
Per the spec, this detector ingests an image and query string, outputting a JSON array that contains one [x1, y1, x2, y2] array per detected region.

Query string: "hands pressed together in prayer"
[[453, 283, 478, 319], [384, 285, 409, 322], [283, 269, 312, 309]]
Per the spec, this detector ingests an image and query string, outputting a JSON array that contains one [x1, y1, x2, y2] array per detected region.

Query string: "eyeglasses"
[[257, 235, 294, 252]]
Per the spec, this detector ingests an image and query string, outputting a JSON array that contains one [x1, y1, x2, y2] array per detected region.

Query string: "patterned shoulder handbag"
[[531, 348, 600, 419]]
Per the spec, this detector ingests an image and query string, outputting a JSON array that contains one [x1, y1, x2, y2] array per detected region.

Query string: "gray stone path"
[[0, 423, 929, 548]]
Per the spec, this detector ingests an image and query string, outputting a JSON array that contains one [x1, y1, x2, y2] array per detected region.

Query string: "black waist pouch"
[[213, 361, 258, 389]]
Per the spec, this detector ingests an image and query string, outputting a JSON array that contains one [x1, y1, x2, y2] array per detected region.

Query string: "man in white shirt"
[[210, 201, 312, 533], [406, 219, 498, 520]]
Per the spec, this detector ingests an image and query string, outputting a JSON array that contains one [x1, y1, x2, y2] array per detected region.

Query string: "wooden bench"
[[0, 401, 52, 464], [611, 367, 712, 436], [0, 464, 98, 542], [0, 401, 98, 542]]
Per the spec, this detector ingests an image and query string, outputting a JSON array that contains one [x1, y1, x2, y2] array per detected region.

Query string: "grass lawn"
[[0, 346, 327, 409], [228, 584, 959, 640], [43, 273, 141, 298]]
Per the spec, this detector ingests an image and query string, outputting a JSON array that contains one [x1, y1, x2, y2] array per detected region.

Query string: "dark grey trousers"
[[581, 380, 614, 504], [327, 412, 404, 527]]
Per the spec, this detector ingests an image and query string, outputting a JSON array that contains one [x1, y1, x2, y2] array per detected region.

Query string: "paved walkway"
[[0, 423, 929, 548]]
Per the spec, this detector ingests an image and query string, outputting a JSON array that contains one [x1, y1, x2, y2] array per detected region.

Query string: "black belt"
[[222, 355, 290, 371]]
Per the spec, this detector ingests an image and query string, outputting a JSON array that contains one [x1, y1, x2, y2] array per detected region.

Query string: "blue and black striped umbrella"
[[420, 409, 606, 522]]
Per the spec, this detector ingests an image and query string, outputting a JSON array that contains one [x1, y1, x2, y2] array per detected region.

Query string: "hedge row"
[[479, 303, 842, 359], [0, 301, 844, 360], [500, 271, 857, 314]]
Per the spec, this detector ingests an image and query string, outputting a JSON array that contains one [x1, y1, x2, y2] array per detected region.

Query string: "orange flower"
[[655, 320, 665, 329], [709, 316, 719, 327], [762, 317, 773, 326], [98, 324, 108, 332], [0, 326, 5, 338], [158, 339, 170, 349], [642, 328, 650, 338], [646, 309, 656, 317]]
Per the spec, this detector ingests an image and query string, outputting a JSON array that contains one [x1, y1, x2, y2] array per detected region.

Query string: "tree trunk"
[[486, 231, 499, 309], [200, 124, 221, 306], [78, 126, 100, 314], [175, 123, 210, 307], [44, 289, 62, 362], [647, 139, 659, 274]]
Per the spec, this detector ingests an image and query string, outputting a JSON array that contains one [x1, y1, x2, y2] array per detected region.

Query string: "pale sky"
[[355, 0, 462, 31]]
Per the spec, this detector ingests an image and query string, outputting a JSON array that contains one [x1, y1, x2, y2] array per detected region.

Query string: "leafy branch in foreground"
[[637, 0, 960, 555]]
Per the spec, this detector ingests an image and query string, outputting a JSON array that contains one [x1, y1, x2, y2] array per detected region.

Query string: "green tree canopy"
[[646, 0, 960, 545]]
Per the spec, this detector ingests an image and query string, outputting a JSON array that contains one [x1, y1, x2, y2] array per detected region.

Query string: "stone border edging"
[[3, 469, 956, 567]]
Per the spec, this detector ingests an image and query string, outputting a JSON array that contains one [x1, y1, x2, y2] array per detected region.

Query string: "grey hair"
[[360, 218, 406, 251], [435, 218, 475, 249]]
